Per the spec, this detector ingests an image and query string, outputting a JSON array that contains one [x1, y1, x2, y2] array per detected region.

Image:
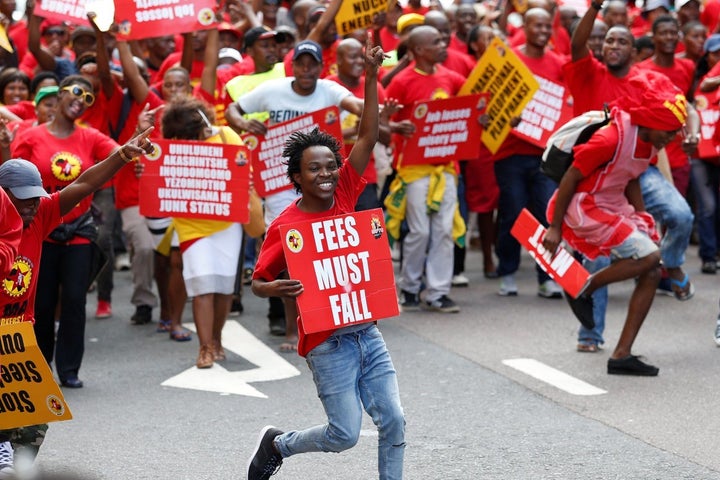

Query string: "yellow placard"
[[0, 24, 12, 53], [459, 37, 540, 154], [0, 323, 72, 429], [335, 0, 390, 37]]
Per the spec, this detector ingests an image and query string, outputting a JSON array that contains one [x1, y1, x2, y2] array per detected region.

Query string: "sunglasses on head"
[[61, 85, 94, 106]]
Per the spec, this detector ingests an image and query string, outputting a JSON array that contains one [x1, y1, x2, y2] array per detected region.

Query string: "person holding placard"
[[246, 41, 405, 480]]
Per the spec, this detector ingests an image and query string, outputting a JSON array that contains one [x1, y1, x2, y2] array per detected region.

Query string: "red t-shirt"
[[0, 188, 23, 277], [447, 33, 469, 56], [563, 53, 641, 116], [6, 100, 36, 121], [508, 20, 571, 60], [12, 124, 118, 243], [79, 82, 125, 136], [0, 193, 61, 325], [8, 20, 28, 65], [443, 48, 476, 77], [325, 74, 387, 184], [253, 162, 366, 357], [379, 27, 400, 52], [155, 52, 204, 86]]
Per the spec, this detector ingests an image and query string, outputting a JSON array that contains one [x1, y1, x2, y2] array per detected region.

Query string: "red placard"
[[694, 91, 720, 160], [400, 94, 487, 166], [242, 107, 343, 198], [114, 0, 217, 41], [512, 76, 574, 149], [35, 0, 90, 26], [138, 139, 251, 223], [279, 209, 399, 334], [511, 208, 590, 298]]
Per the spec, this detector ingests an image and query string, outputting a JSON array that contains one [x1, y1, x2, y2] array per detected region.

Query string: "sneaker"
[[538, 280, 562, 299], [656, 277, 674, 297], [497, 275, 518, 296], [715, 318, 720, 347], [0, 441, 14, 479], [422, 295, 460, 313], [702, 261, 717, 274], [399, 290, 420, 312], [130, 305, 153, 325], [607, 355, 659, 376], [228, 298, 244, 317], [95, 300, 112, 319], [451, 274, 469, 287], [114, 252, 131, 271], [564, 291, 595, 329], [247, 426, 284, 480], [243, 267, 254, 285]]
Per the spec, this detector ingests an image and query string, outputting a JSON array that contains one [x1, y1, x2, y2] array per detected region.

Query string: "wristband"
[[591, 1, 603, 9], [118, 147, 133, 163]]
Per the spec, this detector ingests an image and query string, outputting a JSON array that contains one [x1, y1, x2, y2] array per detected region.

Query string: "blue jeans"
[[639, 166, 693, 269], [690, 158, 720, 262], [275, 324, 405, 480], [578, 255, 610, 345], [494, 154, 557, 282]]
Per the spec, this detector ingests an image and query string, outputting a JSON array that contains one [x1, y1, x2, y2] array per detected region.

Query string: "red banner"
[[138, 139, 251, 223], [512, 76, 573, 149], [242, 107, 343, 198], [400, 94, 487, 166], [114, 0, 217, 41], [280, 209, 399, 334], [694, 91, 720, 160], [511, 208, 590, 298], [35, 0, 90, 26]]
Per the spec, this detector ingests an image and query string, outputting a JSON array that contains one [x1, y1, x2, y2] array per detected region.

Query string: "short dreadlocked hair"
[[283, 127, 343, 193]]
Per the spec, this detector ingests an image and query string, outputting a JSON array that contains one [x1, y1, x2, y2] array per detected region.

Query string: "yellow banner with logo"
[[459, 37, 539, 154], [0, 323, 72, 429]]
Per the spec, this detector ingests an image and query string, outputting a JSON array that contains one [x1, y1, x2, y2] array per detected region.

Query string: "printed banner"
[[114, 0, 217, 41], [511, 208, 590, 298], [335, 0, 389, 36], [512, 76, 574, 149], [138, 139, 251, 223], [459, 37, 539, 154], [35, 0, 91, 26], [0, 323, 73, 429], [242, 107, 343, 198], [694, 91, 720, 160], [400, 94, 488, 166], [280, 209, 399, 334]]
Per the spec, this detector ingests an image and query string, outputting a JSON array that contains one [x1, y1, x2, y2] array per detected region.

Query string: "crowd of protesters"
[[0, 0, 720, 476]]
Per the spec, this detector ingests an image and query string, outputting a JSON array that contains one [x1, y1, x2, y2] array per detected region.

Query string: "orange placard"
[[242, 107, 343, 198], [459, 37, 539, 154], [511, 208, 590, 298], [0, 323, 72, 429], [139, 139, 251, 222], [335, 0, 390, 36], [280, 209, 399, 334]]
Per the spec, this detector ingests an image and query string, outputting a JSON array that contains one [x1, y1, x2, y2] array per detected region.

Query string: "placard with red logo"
[[279, 208, 399, 334], [694, 90, 720, 160], [512, 76, 574, 149], [511, 208, 589, 298], [139, 139, 251, 223], [242, 107, 343, 198], [114, 0, 218, 41], [34, 0, 91, 26], [400, 94, 488, 166], [0, 323, 73, 429]]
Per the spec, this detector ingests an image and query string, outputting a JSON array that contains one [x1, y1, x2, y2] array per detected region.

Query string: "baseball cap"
[[642, 0, 671, 13], [34, 86, 59, 106], [292, 40, 323, 62], [397, 13, 425, 35], [675, 0, 699, 9], [243, 26, 287, 50], [704, 34, 720, 53], [71, 26, 95, 42], [0, 159, 50, 200], [219, 48, 242, 63]]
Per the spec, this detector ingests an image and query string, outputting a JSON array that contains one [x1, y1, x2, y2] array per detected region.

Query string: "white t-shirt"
[[237, 77, 352, 125]]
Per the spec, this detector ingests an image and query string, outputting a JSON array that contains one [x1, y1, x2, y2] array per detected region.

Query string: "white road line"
[[502, 358, 607, 396]]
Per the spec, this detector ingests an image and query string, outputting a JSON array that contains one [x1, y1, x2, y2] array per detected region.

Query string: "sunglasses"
[[43, 28, 66, 37], [61, 85, 94, 106]]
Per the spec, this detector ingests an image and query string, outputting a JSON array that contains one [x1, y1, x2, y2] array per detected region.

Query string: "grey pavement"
[[31, 247, 720, 480]]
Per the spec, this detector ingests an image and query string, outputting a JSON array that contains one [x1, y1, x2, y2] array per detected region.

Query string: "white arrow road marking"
[[161, 321, 302, 398], [503, 358, 607, 396]]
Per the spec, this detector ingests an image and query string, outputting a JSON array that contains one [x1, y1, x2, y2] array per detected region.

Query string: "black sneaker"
[[130, 305, 152, 325], [247, 426, 284, 480], [422, 295, 460, 313], [564, 291, 595, 329], [399, 290, 420, 312], [607, 355, 659, 376]]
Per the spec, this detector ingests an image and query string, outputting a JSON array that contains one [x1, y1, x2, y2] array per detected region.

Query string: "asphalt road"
[[30, 248, 720, 480]]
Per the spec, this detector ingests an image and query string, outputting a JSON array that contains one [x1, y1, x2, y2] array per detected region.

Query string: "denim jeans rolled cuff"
[[639, 166, 693, 269], [275, 324, 405, 480], [578, 255, 610, 345]]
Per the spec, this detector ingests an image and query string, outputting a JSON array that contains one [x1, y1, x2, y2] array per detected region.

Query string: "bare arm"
[[58, 128, 154, 216], [179, 32, 194, 74], [541, 165, 584, 255], [27, 5, 57, 72], [87, 13, 115, 100], [251, 278, 304, 298], [624, 177, 644, 212], [570, 2, 600, 61], [306, 0, 342, 43], [199, 28, 218, 97], [117, 41, 149, 104]]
